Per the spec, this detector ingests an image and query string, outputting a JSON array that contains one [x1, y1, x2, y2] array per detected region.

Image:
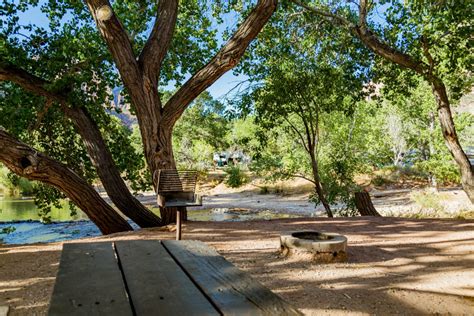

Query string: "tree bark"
[[354, 192, 381, 216], [147, 127, 188, 225], [0, 130, 132, 234], [431, 79, 474, 202], [64, 107, 163, 227]]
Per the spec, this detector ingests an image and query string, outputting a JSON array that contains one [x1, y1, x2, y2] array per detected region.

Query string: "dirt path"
[[1, 217, 473, 315]]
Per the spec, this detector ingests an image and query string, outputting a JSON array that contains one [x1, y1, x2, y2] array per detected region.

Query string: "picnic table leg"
[[176, 208, 182, 240]]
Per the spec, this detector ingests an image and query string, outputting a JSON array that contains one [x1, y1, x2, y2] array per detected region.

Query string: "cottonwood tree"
[[0, 0, 277, 232], [247, 56, 365, 217], [291, 0, 474, 202], [236, 6, 369, 216]]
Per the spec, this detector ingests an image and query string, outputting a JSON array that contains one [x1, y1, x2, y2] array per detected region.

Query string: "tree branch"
[[0, 61, 70, 130], [84, 0, 141, 86], [421, 36, 435, 74], [0, 61, 67, 103], [279, 171, 316, 185], [352, 26, 427, 74], [290, 0, 354, 28], [163, 0, 278, 127], [0, 129, 133, 234], [359, 0, 368, 27], [291, 0, 429, 75], [139, 0, 178, 81], [283, 115, 310, 153]]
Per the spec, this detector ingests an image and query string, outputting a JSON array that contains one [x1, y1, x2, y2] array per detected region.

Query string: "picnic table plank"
[[115, 240, 219, 316], [163, 240, 302, 316], [48, 242, 133, 316]]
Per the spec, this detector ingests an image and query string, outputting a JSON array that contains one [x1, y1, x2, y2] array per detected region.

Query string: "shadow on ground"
[[1, 217, 473, 315]]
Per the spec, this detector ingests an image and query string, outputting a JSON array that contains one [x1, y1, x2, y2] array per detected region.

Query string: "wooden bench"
[[155, 170, 202, 240], [48, 240, 301, 316]]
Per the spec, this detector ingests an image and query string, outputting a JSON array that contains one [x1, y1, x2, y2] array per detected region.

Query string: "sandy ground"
[[135, 182, 473, 218], [1, 217, 473, 315]]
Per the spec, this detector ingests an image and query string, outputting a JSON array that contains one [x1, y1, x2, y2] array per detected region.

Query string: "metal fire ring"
[[280, 231, 347, 253]]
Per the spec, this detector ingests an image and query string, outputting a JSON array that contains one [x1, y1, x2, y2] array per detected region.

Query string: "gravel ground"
[[1, 216, 473, 315]]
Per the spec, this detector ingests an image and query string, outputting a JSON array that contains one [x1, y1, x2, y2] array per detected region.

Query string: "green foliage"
[[103, 116, 149, 190], [239, 10, 368, 210], [0, 165, 37, 197], [33, 183, 65, 223], [371, 174, 392, 187], [225, 116, 260, 158], [378, 0, 473, 99], [332, 207, 358, 218], [224, 166, 248, 188], [173, 92, 230, 170]]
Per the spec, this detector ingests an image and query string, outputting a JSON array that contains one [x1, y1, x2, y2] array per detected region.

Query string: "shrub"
[[259, 185, 270, 194], [371, 174, 391, 187], [410, 189, 445, 213], [224, 166, 247, 188], [415, 159, 460, 185]]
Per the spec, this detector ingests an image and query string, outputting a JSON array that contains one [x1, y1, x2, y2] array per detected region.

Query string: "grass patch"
[[410, 189, 445, 213]]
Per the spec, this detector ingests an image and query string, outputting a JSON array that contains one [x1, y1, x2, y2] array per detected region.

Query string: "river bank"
[[0, 208, 303, 244], [1, 182, 472, 245]]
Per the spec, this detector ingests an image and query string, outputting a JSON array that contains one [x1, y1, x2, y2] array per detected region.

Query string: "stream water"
[[0, 197, 302, 244]]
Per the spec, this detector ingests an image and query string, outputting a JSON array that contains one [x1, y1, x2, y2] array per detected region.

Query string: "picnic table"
[[48, 240, 301, 315]]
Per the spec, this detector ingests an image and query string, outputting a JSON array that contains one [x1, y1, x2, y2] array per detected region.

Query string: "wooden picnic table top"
[[48, 240, 301, 316]]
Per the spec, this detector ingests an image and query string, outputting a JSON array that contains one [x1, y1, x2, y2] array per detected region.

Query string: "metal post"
[[176, 209, 182, 240]]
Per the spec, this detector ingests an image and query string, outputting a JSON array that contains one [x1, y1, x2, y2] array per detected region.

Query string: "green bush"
[[371, 174, 391, 187], [415, 159, 460, 185], [224, 166, 247, 188], [259, 185, 270, 194]]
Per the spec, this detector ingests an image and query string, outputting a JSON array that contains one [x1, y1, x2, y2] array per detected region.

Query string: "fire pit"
[[280, 231, 347, 262]]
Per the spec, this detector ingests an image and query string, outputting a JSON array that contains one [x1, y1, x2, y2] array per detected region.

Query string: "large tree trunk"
[[129, 118, 187, 225], [430, 79, 474, 203], [145, 125, 187, 225], [309, 152, 333, 217], [354, 192, 381, 216], [159, 206, 187, 225], [65, 107, 162, 227], [0, 130, 132, 234]]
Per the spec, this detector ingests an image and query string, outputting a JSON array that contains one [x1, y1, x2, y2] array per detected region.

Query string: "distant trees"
[[291, 0, 474, 202], [237, 7, 369, 216]]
